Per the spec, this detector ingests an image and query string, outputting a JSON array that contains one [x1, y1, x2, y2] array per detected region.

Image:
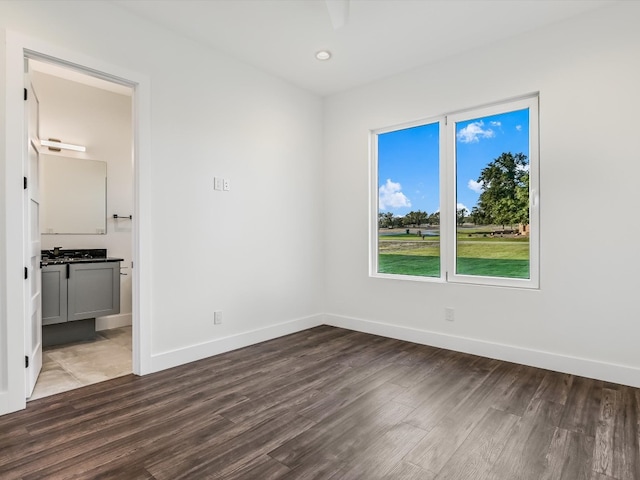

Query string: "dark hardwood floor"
[[1, 326, 638, 479]]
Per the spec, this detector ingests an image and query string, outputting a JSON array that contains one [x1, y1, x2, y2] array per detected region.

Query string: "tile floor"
[[29, 326, 132, 401]]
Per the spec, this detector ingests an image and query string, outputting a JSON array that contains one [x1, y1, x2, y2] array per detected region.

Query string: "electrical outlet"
[[445, 307, 455, 322], [214, 177, 223, 191], [223, 178, 230, 191], [214, 311, 223, 325]]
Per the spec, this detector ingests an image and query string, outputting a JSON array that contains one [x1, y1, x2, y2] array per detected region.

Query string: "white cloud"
[[379, 179, 411, 210], [456, 121, 495, 143], [515, 125, 522, 131], [456, 203, 470, 214], [468, 179, 484, 193], [490, 121, 501, 127]]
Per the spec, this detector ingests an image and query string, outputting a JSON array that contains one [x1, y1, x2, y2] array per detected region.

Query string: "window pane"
[[377, 122, 440, 277], [455, 108, 530, 279]]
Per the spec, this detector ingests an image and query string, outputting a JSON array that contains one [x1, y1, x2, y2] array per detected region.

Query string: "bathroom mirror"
[[41, 154, 107, 235]]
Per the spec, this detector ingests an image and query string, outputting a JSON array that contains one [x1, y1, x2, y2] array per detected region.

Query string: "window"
[[371, 95, 539, 288], [377, 122, 441, 278]]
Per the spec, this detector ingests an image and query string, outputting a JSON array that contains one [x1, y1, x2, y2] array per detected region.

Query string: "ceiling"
[[112, 0, 615, 96]]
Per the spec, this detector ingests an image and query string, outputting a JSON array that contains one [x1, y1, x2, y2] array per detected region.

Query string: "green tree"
[[403, 210, 428, 227], [457, 208, 467, 226], [427, 212, 440, 225], [475, 152, 529, 228], [468, 206, 490, 225], [378, 211, 395, 228], [514, 171, 530, 225]]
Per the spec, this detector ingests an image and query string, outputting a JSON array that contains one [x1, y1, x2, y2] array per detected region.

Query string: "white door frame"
[[2, 30, 153, 415]]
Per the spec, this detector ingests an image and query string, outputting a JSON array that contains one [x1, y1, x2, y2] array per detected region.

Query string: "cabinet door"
[[67, 262, 121, 322], [42, 264, 68, 325]]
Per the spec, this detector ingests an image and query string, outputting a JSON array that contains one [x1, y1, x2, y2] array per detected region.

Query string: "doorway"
[[2, 31, 152, 416], [27, 59, 134, 400]]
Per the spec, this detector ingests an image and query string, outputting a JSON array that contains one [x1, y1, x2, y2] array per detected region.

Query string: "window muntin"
[[372, 95, 539, 288]]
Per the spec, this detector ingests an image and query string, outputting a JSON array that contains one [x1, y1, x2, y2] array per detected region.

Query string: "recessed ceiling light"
[[315, 50, 332, 61]]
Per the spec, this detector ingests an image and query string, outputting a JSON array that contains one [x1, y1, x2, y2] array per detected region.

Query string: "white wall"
[[0, 0, 324, 378], [323, 2, 640, 386], [33, 71, 133, 330]]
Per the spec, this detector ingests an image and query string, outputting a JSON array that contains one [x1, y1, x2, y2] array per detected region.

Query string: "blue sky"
[[378, 108, 529, 217]]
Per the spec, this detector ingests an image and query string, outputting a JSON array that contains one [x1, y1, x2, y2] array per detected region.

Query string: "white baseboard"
[[149, 314, 324, 373], [96, 313, 132, 331], [323, 313, 640, 389], [140, 312, 640, 388]]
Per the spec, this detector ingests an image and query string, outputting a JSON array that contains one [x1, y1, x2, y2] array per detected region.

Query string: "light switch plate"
[[214, 177, 223, 191]]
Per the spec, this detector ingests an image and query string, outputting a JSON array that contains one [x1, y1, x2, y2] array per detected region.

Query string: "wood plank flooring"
[[1, 326, 638, 479]]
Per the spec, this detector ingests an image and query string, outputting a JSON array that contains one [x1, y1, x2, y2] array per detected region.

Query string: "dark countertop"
[[40, 248, 123, 267], [41, 257, 124, 266]]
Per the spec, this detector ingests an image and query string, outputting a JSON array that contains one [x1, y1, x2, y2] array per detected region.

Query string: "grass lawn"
[[456, 257, 529, 278], [378, 254, 441, 277], [378, 232, 530, 279], [378, 254, 529, 279]]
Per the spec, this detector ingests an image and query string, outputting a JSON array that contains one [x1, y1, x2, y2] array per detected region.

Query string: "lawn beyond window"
[[378, 229, 529, 279]]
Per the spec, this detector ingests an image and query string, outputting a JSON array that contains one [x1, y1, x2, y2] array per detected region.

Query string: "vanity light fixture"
[[41, 138, 86, 152], [315, 50, 332, 61]]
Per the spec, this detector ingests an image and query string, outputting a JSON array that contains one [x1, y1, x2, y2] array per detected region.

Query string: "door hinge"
[[24, 176, 28, 190], [24, 88, 27, 101], [24, 267, 28, 280], [25, 356, 29, 368]]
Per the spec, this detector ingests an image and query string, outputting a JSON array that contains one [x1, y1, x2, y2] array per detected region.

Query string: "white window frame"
[[369, 116, 445, 282], [370, 94, 539, 289]]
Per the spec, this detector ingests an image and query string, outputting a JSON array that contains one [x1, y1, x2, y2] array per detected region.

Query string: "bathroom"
[[28, 59, 134, 399]]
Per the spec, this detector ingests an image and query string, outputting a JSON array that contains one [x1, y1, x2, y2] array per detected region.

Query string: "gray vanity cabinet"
[[41, 261, 120, 325], [67, 262, 120, 321], [42, 264, 68, 325]]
